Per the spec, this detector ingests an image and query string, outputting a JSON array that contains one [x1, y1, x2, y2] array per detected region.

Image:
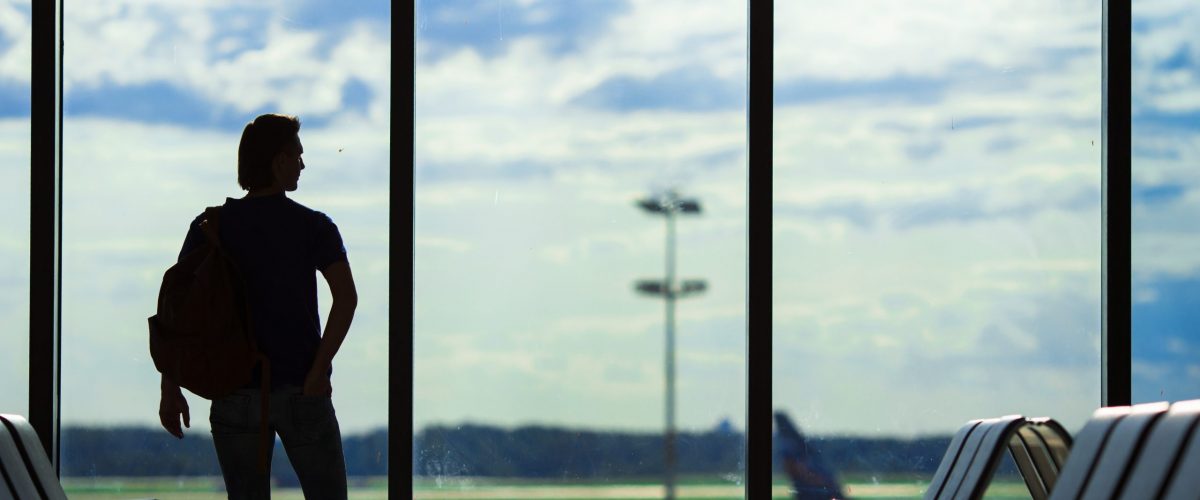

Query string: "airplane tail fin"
[[774, 411, 846, 500]]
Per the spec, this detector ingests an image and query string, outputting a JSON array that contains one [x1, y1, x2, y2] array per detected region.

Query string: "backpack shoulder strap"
[[200, 206, 223, 249]]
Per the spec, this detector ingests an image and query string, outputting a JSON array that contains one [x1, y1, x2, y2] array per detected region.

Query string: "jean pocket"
[[289, 395, 334, 445], [291, 395, 333, 426], [209, 394, 252, 434]]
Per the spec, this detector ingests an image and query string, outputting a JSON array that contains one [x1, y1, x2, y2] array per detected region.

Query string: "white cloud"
[[775, 0, 1098, 82], [1134, 0, 1200, 113], [0, 2, 31, 85], [417, 236, 474, 254], [0, 118, 30, 418], [1133, 229, 1200, 280], [62, 1, 390, 124]]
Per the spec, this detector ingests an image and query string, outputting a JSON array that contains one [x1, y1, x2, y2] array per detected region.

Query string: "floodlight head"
[[635, 279, 668, 296], [637, 199, 666, 214], [677, 199, 702, 214], [679, 280, 707, 296]]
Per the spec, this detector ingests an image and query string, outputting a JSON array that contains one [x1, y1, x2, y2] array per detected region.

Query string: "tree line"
[[58, 424, 953, 482]]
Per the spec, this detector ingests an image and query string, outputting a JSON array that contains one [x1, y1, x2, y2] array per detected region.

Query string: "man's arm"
[[304, 259, 358, 396], [159, 217, 201, 438], [159, 374, 190, 438]]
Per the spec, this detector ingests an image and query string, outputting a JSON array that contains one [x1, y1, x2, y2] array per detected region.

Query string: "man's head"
[[238, 114, 304, 192]]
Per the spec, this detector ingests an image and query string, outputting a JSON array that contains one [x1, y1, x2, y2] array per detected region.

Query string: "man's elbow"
[[335, 289, 358, 310]]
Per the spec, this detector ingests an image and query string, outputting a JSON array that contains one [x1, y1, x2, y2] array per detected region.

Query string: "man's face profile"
[[273, 136, 305, 192]]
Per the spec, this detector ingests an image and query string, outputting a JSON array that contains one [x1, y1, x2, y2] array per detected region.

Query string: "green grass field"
[[61, 475, 1031, 499]]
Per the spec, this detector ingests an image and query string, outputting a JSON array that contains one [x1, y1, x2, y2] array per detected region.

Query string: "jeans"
[[210, 386, 347, 499]]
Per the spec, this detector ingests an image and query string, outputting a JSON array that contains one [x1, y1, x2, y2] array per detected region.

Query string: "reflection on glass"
[[414, 1, 747, 497], [1131, 0, 1200, 404], [773, 1, 1100, 496], [0, 1, 31, 418], [60, 1, 389, 495]]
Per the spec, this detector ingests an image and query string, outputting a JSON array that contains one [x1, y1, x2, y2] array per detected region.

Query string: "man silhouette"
[[158, 113, 358, 499]]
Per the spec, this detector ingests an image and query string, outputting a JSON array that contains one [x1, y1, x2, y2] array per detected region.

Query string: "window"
[[1131, 0, 1200, 403], [773, 0, 1102, 494], [0, 0, 31, 418], [59, 1, 390, 495], [414, 1, 747, 496]]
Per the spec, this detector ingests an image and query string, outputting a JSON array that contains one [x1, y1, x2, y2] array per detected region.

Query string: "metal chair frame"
[[0, 414, 67, 500], [926, 416, 1073, 500], [929, 399, 1200, 500]]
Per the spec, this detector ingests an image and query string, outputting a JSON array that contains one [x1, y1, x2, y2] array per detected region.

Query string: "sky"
[[0, 0, 1197, 449], [1129, 0, 1200, 404]]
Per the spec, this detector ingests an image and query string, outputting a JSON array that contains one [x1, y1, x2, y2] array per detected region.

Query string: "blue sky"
[[1130, 0, 1200, 404], [0, 0, 1197, 449]]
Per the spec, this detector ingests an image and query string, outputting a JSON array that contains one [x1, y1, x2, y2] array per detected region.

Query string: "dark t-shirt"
[[179, 193, 347, 389]]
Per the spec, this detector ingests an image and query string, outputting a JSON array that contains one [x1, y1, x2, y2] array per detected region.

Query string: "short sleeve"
[[312, 211, 347, 271], [177, 213, 206, 262]]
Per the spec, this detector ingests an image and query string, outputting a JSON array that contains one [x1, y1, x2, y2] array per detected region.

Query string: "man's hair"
[[237, 114, 301, 190]]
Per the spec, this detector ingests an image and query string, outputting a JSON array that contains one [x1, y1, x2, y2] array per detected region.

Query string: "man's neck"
[[244, 187, 286, 199]]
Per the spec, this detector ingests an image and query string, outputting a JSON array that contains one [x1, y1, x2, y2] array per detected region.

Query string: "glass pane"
[[0, 0, 30, 418], [773, 1, 1101, 497], [61, 2, 389, 496], [1131, 0, 1200, 404], [414, 1, 747, 497]]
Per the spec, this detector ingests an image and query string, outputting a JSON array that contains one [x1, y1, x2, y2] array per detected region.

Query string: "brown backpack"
[[148, 206, 260, 399], [148, 206, 272, 472]]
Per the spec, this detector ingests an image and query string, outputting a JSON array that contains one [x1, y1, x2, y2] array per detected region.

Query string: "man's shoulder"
[[282, 197, 335, 224], [191, 203, 229, 227]]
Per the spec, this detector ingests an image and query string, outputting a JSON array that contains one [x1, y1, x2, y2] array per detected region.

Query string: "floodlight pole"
[[635, 190, 704, 500], [663, 203, 678, 500]]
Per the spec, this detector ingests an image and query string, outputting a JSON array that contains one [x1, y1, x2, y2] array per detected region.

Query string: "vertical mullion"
[[391, 0, 415, 496], [1101, 0, 1131, 407], [747, 0, 773, 496], [29, 0, 63, 472]]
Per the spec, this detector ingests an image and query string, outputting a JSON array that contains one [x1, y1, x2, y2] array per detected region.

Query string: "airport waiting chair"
[[1, 415, 40, 500], [1048, 399, 1200, 500], [1011, 417, 1073, 495], [924, 415, 1072, 500], [928, 399, 1200, 500], [0, 414, 67, 500]]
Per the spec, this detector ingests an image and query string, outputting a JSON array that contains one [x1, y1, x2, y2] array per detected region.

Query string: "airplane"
[[775, 411, 846, 500]]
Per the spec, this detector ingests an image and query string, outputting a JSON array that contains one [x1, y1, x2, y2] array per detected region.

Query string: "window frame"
[[29, 0, 63, 471], [747, 2, 773, 495], [1102, 0, 1132, 408], [25, 0, 1132, 496], [393, 0, 415, 492]]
